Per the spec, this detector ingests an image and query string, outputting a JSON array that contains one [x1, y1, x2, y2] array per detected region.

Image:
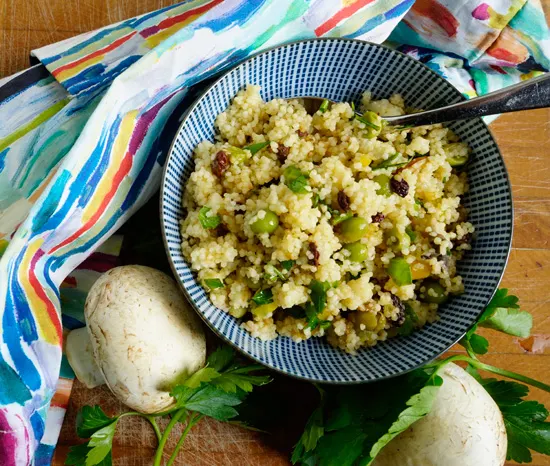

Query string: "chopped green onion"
[[319, 321, 332, 330], [284, 165, 310, 194], [319, 99, 330, 113], [356, 113, 381, 131], [351, 101, 356, 112], [198, 206, 221, 229], [388, 257, 412, 286], [251, 288, 274, 306], [372, 154, 400, 170], [243, 141, 270, 155], [204, 278, 224, 290], [281, 260, 295, 271]]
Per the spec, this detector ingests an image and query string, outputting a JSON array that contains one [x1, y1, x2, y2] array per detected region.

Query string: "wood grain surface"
[[1, 1, 550, 465]]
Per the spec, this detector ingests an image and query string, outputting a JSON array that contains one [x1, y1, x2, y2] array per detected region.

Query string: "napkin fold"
[[0, 0, 548, 464]]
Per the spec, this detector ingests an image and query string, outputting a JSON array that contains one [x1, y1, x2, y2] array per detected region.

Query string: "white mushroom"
[[65, 265, 206, 414], [373, 362, 507, 466]]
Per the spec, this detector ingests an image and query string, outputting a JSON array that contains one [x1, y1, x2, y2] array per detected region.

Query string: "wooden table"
[[2, 1, 549, 465]]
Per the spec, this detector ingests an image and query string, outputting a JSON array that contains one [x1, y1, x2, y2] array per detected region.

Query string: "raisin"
[[245, 134, 253, 143], [277, 145, 290, 162], [296, 130, 308, 138], [215, 224, 229, 237], [212, 150, 229, 177], [390, 177, 409, 197], [371, 212, 385, 223], [391, 294, 406, 326], [337, 191, 351, 212], [309, 242, 320, 266]]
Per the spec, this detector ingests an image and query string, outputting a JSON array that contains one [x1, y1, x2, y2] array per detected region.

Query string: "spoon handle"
[[385, 72, 550, 126]]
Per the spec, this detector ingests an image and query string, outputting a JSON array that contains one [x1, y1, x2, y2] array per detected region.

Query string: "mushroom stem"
[[65, 327, 105, 389]]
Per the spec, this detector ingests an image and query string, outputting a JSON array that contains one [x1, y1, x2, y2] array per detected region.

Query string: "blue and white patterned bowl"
[[160, 39, 513, 383]]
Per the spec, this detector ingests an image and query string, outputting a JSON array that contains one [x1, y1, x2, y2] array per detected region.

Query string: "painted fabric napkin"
[[0, 0, 548, 464]]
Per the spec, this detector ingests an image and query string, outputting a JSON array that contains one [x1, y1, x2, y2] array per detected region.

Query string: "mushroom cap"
[[85, 265, 206, 413], [373, 362, 507, 466]]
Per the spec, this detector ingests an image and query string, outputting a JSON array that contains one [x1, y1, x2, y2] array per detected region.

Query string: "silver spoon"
[[298, 72, 550, 126]]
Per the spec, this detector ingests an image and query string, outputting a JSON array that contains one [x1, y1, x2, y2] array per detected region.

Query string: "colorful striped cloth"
[[0, 0, 548, 464]]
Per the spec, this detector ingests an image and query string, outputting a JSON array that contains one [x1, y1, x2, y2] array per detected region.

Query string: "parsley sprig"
[[292, 289, 550, 465], [66, 346, 270, 466]]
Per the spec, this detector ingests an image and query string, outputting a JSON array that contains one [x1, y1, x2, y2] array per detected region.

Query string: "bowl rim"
[[159, 37, 514, 384]]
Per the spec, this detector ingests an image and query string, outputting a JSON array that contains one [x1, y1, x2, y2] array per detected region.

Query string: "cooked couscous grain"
[[180, 85, 474, 353]]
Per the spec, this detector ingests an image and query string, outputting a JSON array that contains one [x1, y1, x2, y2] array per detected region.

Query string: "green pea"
[[250, 210, 279, 234], [373, 174, 392, 197], [339, 216, 369, 243], [420, 280, 448, 304], [343, 242, 368, 262], [354, 312, 378, 331]]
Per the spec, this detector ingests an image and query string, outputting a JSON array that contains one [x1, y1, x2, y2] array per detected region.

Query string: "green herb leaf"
[[387, 258, 412, 286], [251, 288, 274, 306], [243, 141, 270, 155], [204, 278, 224, 290], [66, 442, 92, 466], [198, 206, 221, 229], [291, 388, 326, 464], [86, 422, 118, 466], [172, 384, 242, 421], [281, 260, 295, 271], [284, 166, 310, 194], [319, 99, 330, 113], [305, 302, 320, 330], [365, 373, 443, 464], [312, 193, 320, 207], [286, 305, 306, 319], [463, 289, 531, 352], [183, 367, 221, 388], [482, 379, 529, 406], [478, 374, 550, 463], [330, 211, 353, 226], [468, 333, 489, 355], [502, 400, 550, 462], [214, 369, 271, 393], [310, 280, 330, 315], [350, 102, 356, 113], [319, 321, 332, 330], [479, 307, 533, 338], [405, 226, 417, 242], [76, 406, 115, 438], [207, 346, 236, 372], [371, 154, 399, 170], [316, 426, 368, 466], [483, 288, 520, 312], [304, 281, 330, 330]]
